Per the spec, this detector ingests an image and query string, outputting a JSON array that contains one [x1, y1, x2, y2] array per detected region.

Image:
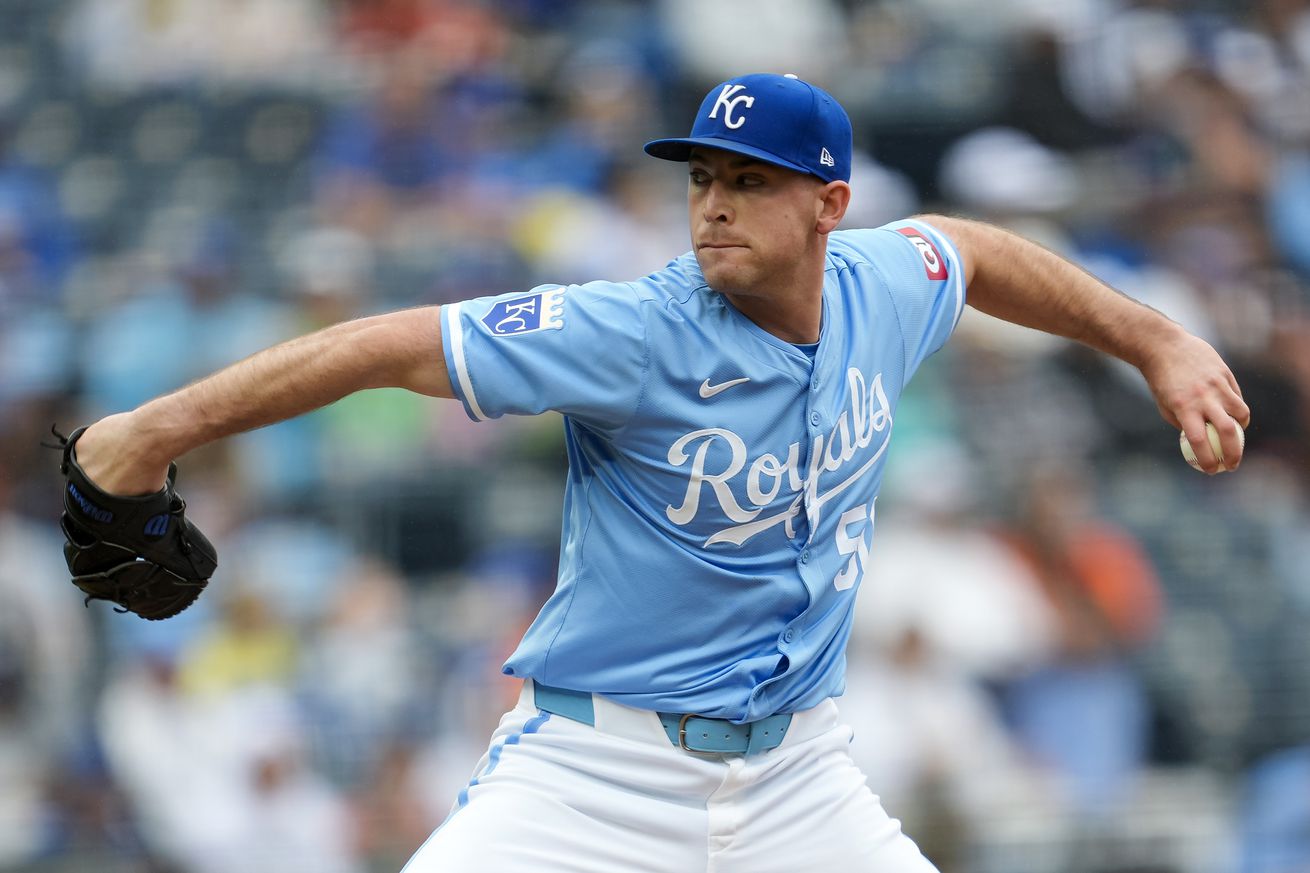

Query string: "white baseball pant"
[[401, 681, 938, 873]]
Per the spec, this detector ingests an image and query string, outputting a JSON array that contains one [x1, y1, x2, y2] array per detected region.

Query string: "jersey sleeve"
[[842, 219, 967, 386], [442, 280, 648, 432]]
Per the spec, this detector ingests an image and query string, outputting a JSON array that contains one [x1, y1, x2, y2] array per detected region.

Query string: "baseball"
[[1179, 421, 1244, 472]]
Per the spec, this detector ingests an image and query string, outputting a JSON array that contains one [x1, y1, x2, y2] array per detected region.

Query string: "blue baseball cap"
[[644, 73, 852, 184]]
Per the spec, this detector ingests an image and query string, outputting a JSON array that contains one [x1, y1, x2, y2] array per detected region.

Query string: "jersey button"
[[782, 628, 796, 644], [799, 550, 810, 564], [809, 411, 821, 426]]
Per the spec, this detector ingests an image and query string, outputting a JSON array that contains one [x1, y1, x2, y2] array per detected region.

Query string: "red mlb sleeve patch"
[[896, 227, 948, 281]]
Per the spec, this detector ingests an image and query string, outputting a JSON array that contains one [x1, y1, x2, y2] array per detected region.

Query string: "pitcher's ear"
[[817, 180, 851, 234]]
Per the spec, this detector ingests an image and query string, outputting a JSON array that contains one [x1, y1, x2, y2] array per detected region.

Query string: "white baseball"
[[1179, 422, 1245, 472]]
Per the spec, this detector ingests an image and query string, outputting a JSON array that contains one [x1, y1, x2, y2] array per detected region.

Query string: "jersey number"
[[833, 499, 875, 590]]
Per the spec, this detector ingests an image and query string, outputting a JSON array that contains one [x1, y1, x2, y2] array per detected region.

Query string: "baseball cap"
[[644, 73, 852, 183]]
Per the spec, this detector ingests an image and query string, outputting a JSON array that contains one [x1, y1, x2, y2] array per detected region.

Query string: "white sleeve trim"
[[902, 218, 967, 331], [443, 301, 488, 422]]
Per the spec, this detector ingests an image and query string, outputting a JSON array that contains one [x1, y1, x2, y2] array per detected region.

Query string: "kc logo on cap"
[[708, 84, 756, 130], [644, 72, 853, 184]]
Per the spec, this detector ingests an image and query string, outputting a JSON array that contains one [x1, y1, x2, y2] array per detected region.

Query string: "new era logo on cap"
[[643, 73, 853, 184]]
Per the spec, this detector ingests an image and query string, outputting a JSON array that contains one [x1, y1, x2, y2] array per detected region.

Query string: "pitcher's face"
[[687, 148, 828, 298]]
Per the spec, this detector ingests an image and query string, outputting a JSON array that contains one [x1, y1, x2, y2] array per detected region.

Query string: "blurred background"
[[1, 0, 1308, 871]]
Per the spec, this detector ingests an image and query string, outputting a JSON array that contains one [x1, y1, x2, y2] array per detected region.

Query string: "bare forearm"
[[921, 214, 1186, 367], [921, 214, 1250, 472], [79, 306, 450, 492]]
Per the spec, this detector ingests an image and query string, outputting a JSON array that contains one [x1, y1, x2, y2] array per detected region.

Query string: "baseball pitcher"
[[59, 74, 1249, 872]]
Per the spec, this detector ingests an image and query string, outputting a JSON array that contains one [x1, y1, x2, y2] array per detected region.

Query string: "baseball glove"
[[52, 426, 217, 620]]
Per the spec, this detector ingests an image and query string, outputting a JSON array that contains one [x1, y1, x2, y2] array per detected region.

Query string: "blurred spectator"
[[309, 47, 531, 304], [79, 214, 295, 415], [400, 547, 557, 818], [176, 587, 298, 697], [997, 465, 1163, 816], [0, 455, 91, 865], [844, 626, 1058, 873], [1267, 151, 1310, 278], [1264, 301, 1310, 477], [0, 635, 52, 865], [336, 0, 440, 53], [1060, 4, 1195, 124], [349, 739, 439, 870], [658, 0, 847, 84], [1000, 24, 1125, 151], [97, 630, 221, 869], [847, 441, 1060, 867], [221, 516, 359, 626], [64, 0, 334, 88], [838, 150, 921, 231], [0, 118, 77, 309], [855, 441, 1057, 680], [101, 660, 360, 873], [945, 322, 1102, 482], [512, 161, 687, 284], [1145, 69, 1272, 198], [335, 0, 509, 74], [279, 224, 376, 318], [0, 307, 76, 420], [938, 127, 1080, 218], [297, 557, 426, 782], [314, 53, 455, 236], [218, 687, 363, 873], [1238, 745, 1310, 873], [485, 40, 658, 196]]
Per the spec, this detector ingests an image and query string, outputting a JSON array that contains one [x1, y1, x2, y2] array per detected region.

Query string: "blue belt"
[[533, 683, 792, 756]]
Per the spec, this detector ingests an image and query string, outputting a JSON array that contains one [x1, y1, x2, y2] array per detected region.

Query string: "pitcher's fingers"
[[1212, 413, 1246, 471], [1155, 399, 1182, 432], [1224, 367, 1243, 398], [1225, 392, 1251, 431], [1180, 413, 1223, 475]]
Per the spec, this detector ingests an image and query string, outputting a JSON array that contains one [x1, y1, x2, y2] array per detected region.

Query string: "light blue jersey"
[[441, 219, 966, 722]]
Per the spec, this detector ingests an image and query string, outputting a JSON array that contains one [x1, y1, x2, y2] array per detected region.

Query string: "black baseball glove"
[[52, 426, 217, 620]]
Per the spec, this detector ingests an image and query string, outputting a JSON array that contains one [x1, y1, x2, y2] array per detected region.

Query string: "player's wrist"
[[72, 412, 169, 496], [131, 394, 211, 463], [1115, 308, 1188, 373]]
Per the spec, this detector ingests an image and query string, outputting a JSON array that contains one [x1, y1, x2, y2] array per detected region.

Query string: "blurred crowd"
[[2, 1, 1309, 871]]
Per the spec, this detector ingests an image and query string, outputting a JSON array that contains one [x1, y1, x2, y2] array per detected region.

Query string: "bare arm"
[[74, 306, 453, 494], [918, 214, 1251, 473]]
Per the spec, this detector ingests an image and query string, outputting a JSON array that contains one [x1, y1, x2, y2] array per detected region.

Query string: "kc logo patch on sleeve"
[[482, 287, 566, 337], [896, 228, 948, 281]]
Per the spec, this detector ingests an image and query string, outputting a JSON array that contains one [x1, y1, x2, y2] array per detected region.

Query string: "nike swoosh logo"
[[698, 377, 751, 399]]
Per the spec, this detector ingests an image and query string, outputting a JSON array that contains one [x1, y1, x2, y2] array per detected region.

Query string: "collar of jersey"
[[713, 280, 832, 366]]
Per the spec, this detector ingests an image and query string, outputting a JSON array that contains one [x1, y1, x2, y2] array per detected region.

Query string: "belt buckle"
[[677, 712, 712, 753]]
